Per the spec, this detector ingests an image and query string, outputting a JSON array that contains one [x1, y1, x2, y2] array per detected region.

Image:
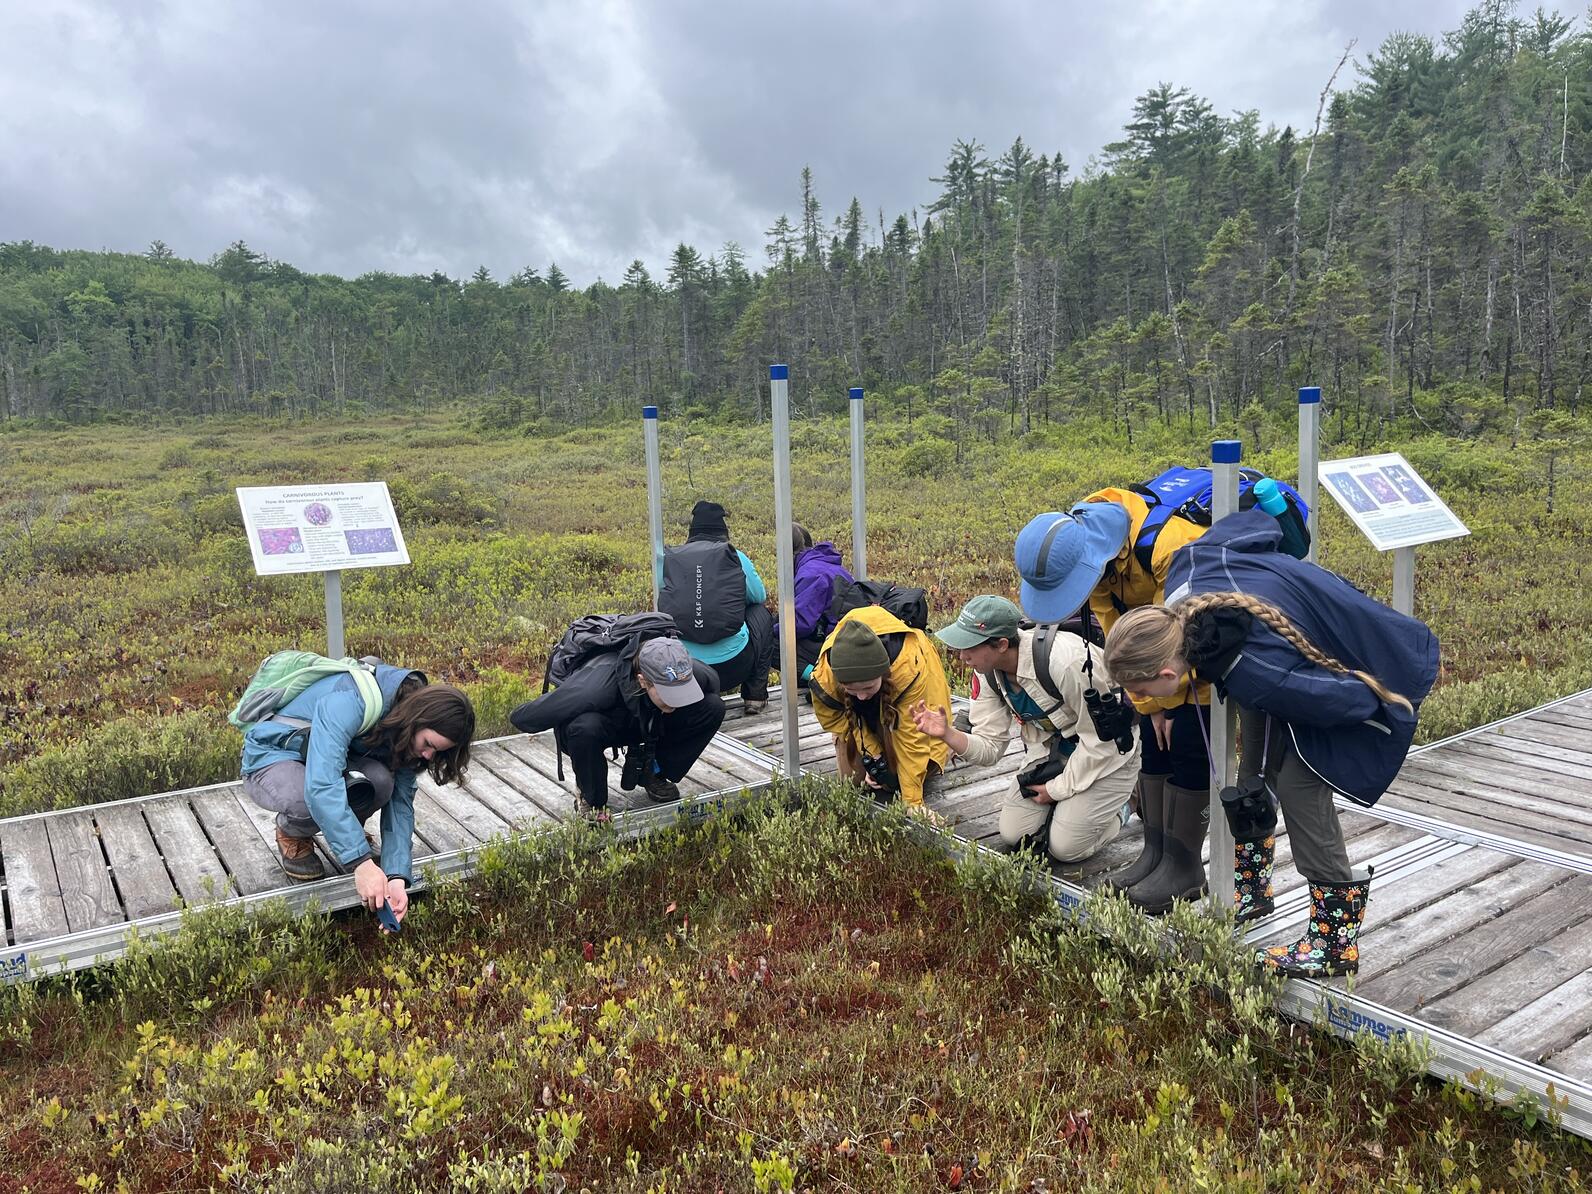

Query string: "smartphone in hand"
[[376, 903, 402, 934]]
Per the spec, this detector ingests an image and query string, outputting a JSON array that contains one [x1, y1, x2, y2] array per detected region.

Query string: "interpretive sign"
[[1317, 453, 1468, 552], [236, 482, 410, 576]]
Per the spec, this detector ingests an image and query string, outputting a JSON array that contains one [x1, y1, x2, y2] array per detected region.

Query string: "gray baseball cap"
[[636, 638, 705, 706]]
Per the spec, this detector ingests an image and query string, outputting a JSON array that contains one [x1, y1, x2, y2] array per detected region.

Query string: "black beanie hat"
[[689, 500, 729, 539]]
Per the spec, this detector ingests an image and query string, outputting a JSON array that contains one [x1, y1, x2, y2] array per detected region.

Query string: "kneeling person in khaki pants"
[[913, 595, 1139, 862]]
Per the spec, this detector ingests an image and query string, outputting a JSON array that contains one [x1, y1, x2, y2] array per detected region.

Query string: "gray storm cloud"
[[0, 0, 1477, 284]]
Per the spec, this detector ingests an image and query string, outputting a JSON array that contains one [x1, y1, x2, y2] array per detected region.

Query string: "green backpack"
[[229, 651, 385, 734]]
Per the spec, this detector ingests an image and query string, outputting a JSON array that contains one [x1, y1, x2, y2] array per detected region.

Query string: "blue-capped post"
[[770, 366, 801, 779], [643, 405, 664, 606], [849, 387, 867, 580], [1298, 387, 1321, 563]]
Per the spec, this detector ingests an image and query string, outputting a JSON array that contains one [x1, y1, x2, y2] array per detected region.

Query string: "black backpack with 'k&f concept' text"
[[660, 540, 747, 644]]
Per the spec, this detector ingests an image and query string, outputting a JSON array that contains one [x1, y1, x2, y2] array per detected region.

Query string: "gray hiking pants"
[[1239, 710, 1352, 883], [243, 758, 395, 839]]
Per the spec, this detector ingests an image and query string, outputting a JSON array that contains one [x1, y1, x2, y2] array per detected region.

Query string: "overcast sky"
[[1, 0, 1495, 286]]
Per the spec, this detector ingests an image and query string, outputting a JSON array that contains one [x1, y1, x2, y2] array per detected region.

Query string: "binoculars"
[[1083, 685, 1138, 754]]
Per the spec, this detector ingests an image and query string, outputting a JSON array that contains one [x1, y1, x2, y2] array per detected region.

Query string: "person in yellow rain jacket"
[[1013, 489, 1211, 915], [809, 605, 952, 812]]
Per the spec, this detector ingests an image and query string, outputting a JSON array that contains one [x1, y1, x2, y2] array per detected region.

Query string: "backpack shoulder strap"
[[349, 664, 385, 735], [1030, 623, 1067, 705], [810, 681, 846, 713]]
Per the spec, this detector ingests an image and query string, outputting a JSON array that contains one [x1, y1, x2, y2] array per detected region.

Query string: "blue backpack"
[[1128, 466, 1310, 570]]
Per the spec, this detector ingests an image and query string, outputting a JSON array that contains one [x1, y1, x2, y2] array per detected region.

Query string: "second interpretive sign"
[[236, 482, 410, 576], [1317, 452, 1469, 551]]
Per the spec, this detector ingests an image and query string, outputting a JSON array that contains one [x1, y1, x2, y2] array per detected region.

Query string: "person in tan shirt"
[[1013, 495, 1212, 914], [911, 595, 1138, 863]]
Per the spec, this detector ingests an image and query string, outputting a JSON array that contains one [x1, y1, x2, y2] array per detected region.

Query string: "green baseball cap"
[[935, 595, 1022, 650]]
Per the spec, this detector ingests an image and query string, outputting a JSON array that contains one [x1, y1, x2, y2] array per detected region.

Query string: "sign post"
[[236, 482, 410, 658], [770, 365, 801, 781], [1207, 440, 1241, 909], [849, 387, 868, 580], [1316, 452, 1469, 616], [1298, 387, 1321, 563], [643, 405, 664, 606]]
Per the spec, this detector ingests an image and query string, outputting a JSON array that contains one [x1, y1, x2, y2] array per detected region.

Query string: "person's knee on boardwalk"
[[241, 667, 475, 929], [1104, 508, 1439, 976], [915, 595, 1139, 865], [511, 635, 725, 816], [660, 500, 772, 713], [809, 607, 951, 816]]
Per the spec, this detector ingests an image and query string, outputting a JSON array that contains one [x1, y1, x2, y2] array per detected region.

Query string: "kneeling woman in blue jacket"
[[242, 666, 475, 927], [1102, 509, 1439, 977]]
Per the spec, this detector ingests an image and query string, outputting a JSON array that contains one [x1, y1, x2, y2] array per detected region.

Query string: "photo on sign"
[[1381, 464, 1431, 505], [303, 501, 335, 526], [1326, 471, 1377, 514], [258, 527, 305, 555], [1356, 471, 1402, 506], [346, 527, 399, 555]]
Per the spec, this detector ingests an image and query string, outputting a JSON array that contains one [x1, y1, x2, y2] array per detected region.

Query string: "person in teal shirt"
[[665, 501, 772, 713]]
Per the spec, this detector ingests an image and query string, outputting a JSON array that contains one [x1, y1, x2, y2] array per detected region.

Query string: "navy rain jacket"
[[1163, 508, 1440, 805]]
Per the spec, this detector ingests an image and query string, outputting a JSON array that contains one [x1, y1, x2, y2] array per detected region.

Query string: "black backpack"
[[826, 576, 930, 631], [543, 612, 679, 694], [660, 540, 747, 644]]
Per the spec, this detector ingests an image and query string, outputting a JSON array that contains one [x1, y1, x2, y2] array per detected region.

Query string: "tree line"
[[2, 1, 1589, 447]]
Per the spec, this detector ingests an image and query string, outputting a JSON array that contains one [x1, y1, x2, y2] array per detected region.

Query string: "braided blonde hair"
[[1104, 594, 1413, 712]]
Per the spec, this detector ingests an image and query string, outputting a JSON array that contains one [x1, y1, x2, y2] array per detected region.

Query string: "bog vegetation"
[[0, 403, 1588, 819], [1, 789, 1588, 1192]]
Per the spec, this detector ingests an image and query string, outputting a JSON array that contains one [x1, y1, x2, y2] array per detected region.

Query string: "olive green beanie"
[[828, 619, 891, 683]]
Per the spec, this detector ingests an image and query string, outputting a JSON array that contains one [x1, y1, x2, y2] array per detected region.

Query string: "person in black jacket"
[[510, 637, 726, 818], [1103, 509, 1439, 978]]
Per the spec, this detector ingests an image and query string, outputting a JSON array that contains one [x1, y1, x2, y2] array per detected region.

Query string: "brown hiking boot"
[[275, 828, 325, 882]]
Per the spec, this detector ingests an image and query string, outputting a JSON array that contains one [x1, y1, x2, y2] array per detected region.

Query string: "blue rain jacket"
[[240, 663, 425, 880], [1164, 509, 1440, 805]]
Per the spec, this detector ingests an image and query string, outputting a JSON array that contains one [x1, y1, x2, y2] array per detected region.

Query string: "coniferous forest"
[[2, 3, 1590, 447]]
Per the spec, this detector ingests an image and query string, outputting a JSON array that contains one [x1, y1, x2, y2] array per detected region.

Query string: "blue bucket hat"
[[1014, 503, 1132, 622]]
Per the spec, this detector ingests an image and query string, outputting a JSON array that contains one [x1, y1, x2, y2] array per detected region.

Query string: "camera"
[[1219, 774, 1277, 840], [860, 751, 900, 796], [1083, 684, 1137, 754]]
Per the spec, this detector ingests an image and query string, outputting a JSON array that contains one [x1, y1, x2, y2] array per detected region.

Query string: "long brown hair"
[[360, 678, 476, 784], [1104, 593, 1413, 712]]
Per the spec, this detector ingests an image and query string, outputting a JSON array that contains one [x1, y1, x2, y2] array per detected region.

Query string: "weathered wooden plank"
[[1545, 1027, 1592, 1082], [143, 798, 235, 904], [1533, 707, 1592, 732], [1382, 775, 1592, 856], [1356, 876, 1592, 1009], [1418, 918, 1592, 1038], [93, 805, 181, 921], [1480, 723, 1592, 765], [1402, 753, 1592, 820], [409, 788, 478, 854], [1321, 860, 1570, 986], [1338, 844, 1514, 934], [697, 739, 775, 786], [188, 790, 291, 895], [1478, 969, 1592, 1063], [475, 739, 580, 820], [1437, 736, 1592, 784], [418, 777, 517, 841], [455, 755, 554, 830], [45, 814, 123, 933], [0, 819, 70, 944]]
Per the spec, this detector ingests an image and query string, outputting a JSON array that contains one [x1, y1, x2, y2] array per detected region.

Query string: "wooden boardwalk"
[[2, 688, 1591, 1131]]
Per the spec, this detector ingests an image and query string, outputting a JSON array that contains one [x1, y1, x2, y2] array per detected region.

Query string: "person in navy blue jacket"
[[1102, 508, 1439, 977], [242, 667, 475, 926]]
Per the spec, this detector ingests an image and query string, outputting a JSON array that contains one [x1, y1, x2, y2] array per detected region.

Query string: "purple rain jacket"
[[775, 542, 855, 647]]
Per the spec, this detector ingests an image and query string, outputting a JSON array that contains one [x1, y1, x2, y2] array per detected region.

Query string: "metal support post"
[[849, 387, 868, 579], [1298, 387, 1321, 563], [770, 365, 801, 781], [1392, 546, 1416, 616], [324, 570, 345, 659], [1206, 440, 1242, 907], [643, 405, 664, 607]]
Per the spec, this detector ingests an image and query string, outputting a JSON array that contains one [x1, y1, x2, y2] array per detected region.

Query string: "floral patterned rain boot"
[[1233, 835, 1276, 925], [1260, 872, 1372, 978]]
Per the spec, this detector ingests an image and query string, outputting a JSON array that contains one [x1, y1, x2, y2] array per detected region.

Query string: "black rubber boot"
[[1124, 783, 1208, 915], [1259, 870, 1373, 977], [1106, 774, 1168, 893]]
